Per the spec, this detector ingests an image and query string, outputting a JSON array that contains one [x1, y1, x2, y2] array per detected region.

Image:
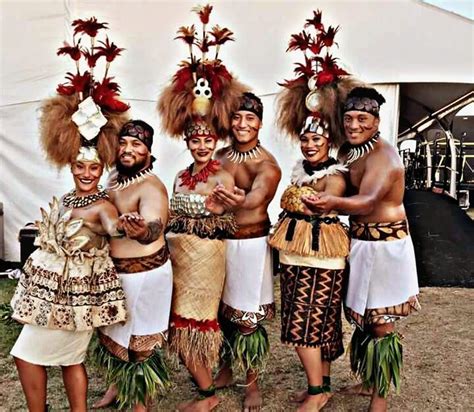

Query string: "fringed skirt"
[[167, 232, 226, 368], [280, 263, 345, 361]]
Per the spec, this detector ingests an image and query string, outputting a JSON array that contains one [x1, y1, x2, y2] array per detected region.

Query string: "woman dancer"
[[10, 16, 129, 411], [269, 10, 358, 411], [157, 6, 245, 410]]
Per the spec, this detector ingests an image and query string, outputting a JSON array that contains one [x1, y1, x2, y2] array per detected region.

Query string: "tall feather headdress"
[[157, 4, 247, 140], [40, 17, 130, 168], [276, 10, 363, 146]]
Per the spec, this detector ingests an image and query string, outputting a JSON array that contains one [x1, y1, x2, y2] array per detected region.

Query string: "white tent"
[[1, 0, 473, 261]]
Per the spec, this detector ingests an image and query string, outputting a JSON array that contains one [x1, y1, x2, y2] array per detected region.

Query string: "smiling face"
[[299, 132, 330, 166], [117, 135, 150, 175], [343, 111, 380, 145], [186, 135, 217, 166], [71, 160, 103, 195], [231, 110, 261, 146]]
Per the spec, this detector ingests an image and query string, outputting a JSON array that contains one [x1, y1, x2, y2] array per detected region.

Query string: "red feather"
[[287, 30, 313, 52], [173, 65, 194, 92], [72, 17, 108, 37], [57, 41, 81, 61], [92, 79, 129, 112], [305, 9, 324, 31]]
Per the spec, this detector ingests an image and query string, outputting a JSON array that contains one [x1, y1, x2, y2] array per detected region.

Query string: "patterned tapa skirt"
[[280, 263, 345, 361]]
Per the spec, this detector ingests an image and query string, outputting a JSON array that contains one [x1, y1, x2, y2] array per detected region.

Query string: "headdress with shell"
[[157, 4, 247, 140], [276, 10, 363, 147], [40, 17, 130, 168]]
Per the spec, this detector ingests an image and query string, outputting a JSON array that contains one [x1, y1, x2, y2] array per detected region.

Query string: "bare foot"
[[214, 365, 233, 389], [92, 385, 118, 409], [132, 402, 148, 412], [290, 389, 333, 403], [177, 395, 220, 412], [339, 383, 373, 396], [296, 393, 328, 412], [243, 385, 262, 412], [289, 389, 307, 403]]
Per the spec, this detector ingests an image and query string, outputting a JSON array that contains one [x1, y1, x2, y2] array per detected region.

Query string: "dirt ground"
[[0, 281, 472, 411]]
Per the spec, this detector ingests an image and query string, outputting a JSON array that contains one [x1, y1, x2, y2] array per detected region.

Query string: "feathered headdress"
[[276, 10, 363, 146], [157, 4, 247, 140], [40, 17, 130, 168]]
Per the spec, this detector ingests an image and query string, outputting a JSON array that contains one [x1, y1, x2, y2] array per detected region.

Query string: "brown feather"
[[96, 110, 130, 167], [209, 75, 247, 139], [276, 81, 310, 142], [39, 94, 129, 168], [317, 77, 366, 147], [157, 71, 248, 140], [39, 94, 82, 167], [157, 78, 195, 138]]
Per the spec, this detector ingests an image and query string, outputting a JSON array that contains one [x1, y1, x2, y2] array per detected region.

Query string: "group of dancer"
[[8, 6, 419, 412]]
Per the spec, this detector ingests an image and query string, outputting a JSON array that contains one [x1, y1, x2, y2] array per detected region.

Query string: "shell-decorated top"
[[170, 192, 211, 218]]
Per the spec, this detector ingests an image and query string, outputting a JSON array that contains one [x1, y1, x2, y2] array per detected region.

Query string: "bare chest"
[[110, 187, 140, 214], [222, 160, 257, 193], [348, 160, 366, 192]]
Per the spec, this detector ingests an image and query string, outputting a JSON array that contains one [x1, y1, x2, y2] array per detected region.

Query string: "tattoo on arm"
[[137, 219, 163, 244]]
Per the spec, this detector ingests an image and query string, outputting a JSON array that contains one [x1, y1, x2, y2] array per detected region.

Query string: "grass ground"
[[0, 280, 472, 411]]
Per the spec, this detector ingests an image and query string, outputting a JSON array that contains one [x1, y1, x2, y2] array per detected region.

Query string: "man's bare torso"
[[215, 146, 280, 226], [347, 139, 406, 223], [109, 175, 168, 258]]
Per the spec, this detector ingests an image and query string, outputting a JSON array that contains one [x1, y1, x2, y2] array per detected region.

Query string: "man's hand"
[[211, 184, 246, 211], [301, 192, 339, 214], [119, 212, 147, 240]]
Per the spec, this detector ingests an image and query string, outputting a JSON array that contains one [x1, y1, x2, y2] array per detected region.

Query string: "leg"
[[92, 384, 118, 409], [62, 363, 88, 412], [295, 347, 329, 412], [13, 357, 48, 412], [239, 325, 265, 412], [178, 360, 220, 412], [214, 314, 234, 389], [368, 323, 395, 412]]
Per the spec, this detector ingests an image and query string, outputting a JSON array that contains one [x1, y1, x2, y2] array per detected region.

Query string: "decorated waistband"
[[112, 245, 169, 273], [167, 213, 237, 240], [282, 211, 339, 250], [349, 219, 409, 241], [227, 219, 271, 240]]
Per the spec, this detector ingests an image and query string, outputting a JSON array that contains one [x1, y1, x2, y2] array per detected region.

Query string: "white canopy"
[[1, 0, 473, 261]]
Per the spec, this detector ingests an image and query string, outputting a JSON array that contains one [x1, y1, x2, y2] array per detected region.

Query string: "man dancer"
[[212, 92, 281, 412], [94, 120, 173, 412], [302, 87, 419, 412]]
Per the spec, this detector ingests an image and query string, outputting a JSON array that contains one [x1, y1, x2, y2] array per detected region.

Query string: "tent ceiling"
[[399, 83, 474, 133]]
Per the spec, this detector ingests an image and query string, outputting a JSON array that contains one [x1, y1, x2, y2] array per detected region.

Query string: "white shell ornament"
[[193, 77, 212, 99], [307, 74, 318, 91], [305, 91, 320, 112]]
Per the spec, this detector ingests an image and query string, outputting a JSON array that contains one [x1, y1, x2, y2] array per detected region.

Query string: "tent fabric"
[[1, 0, 473, 261]]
